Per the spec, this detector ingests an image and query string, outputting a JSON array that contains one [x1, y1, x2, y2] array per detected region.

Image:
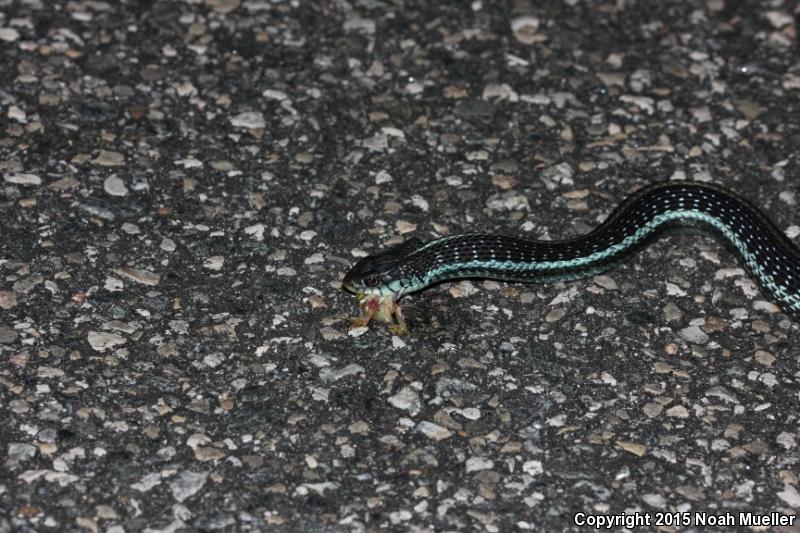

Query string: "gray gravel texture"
[[1, 0, 800, 531]]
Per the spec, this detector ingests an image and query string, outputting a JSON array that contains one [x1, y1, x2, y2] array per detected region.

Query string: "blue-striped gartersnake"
[[343, 181, 800, 334]]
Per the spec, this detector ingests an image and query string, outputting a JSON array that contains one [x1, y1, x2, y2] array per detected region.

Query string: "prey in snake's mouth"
[[346, 291, 407, 335]]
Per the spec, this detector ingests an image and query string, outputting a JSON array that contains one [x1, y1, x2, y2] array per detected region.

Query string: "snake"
[[342, 180, 800, 333]]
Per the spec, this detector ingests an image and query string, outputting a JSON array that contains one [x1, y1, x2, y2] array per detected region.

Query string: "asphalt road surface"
[[1, 0, 799, 531]]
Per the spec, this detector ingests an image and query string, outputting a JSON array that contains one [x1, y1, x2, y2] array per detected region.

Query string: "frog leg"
[[387, 301, 408, 335]]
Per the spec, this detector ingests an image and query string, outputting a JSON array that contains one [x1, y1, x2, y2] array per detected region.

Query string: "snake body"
[[343, 181, 800, 324]]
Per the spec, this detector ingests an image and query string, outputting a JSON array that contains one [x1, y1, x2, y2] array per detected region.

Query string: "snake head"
[[342, 237, 425, 296]]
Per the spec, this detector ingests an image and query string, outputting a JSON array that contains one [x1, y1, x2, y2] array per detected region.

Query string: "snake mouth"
[[342, 280, 356, 294]]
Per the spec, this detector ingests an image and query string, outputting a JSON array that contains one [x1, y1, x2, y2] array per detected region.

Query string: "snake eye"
[[364, 275, 381, 287]]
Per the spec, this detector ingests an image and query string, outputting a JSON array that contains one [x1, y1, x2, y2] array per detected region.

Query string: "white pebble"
[[203, 256, 224, 271], [461, 407, 481, 420], [230, 111, 265, 129], [104, 176, 129, 197], [465, 457, 494, 473], [0, 27, 20, 42], [4, 172, 41, 186]]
